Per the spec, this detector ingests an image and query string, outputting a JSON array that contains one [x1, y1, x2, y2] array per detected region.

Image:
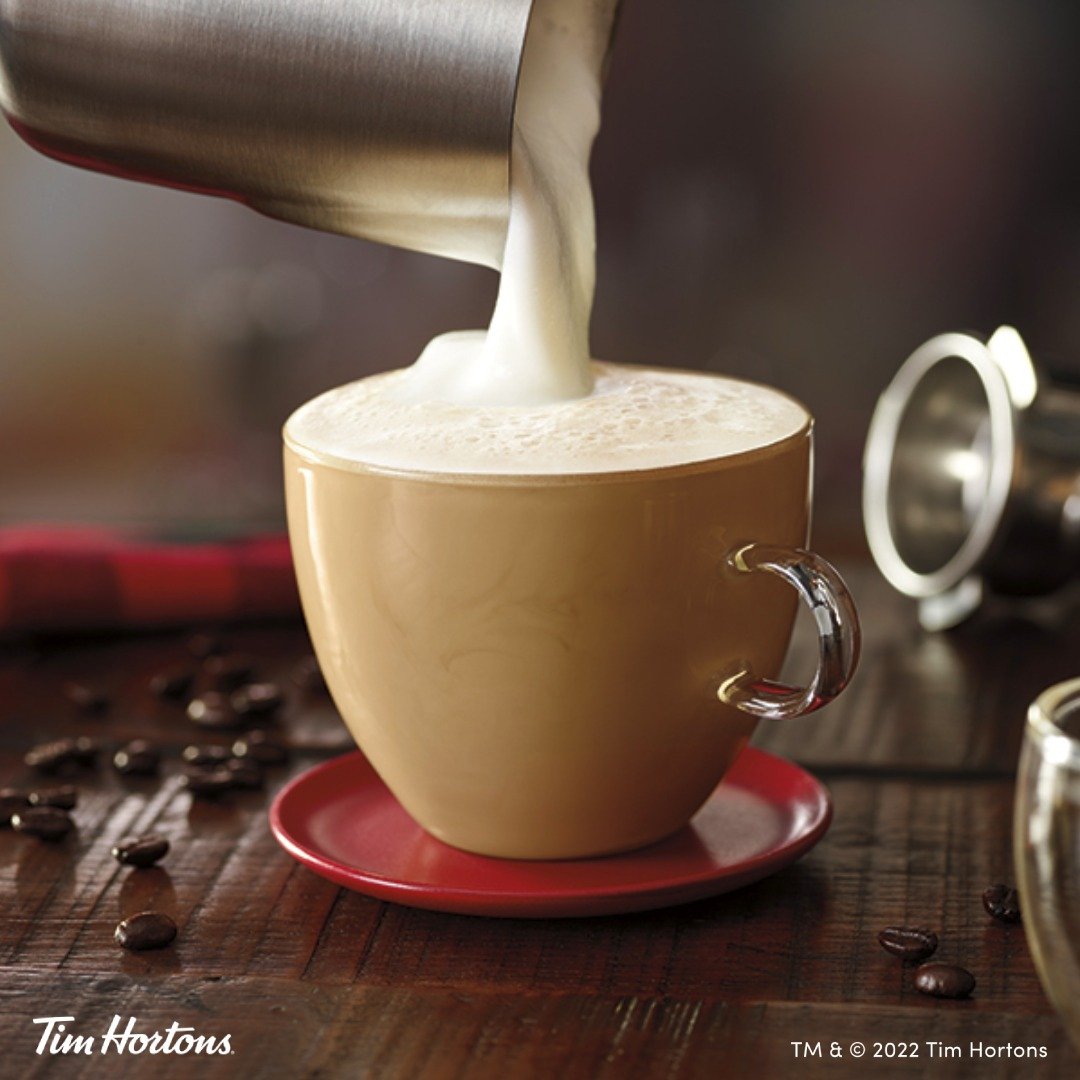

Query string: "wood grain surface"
[[1, 563, 1078, 1078]]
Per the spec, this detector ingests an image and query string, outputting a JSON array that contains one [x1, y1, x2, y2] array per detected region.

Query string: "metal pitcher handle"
[[718, 543, 861, 721]]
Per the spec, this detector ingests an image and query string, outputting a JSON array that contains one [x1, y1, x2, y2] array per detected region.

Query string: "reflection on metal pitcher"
[[864, 326, 1080, 630], [0, 0, 618, 264]]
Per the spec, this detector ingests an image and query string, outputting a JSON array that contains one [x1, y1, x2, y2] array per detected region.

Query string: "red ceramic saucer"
[[269, 747, 831, 918]]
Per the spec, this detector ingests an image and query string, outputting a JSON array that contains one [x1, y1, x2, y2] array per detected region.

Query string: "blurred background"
[[3, 0, 1080, 551]]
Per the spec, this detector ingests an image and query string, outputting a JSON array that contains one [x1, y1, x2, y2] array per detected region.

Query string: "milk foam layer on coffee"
[[396, 0, 610, 406], [286, 363, 808, 475]]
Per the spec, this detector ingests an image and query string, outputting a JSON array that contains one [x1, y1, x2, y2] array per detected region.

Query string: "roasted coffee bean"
[[232, 730, 289, 766], [982, 884, 1022, 924], [224, 758, 264, 790], [11, 806, 74, 841], [63, 681, 109, 714], [914, 962, 975, 999], [878, 926, 938, 962], [181, 743, 232, 767], [187, 631, 225, 659], [70, 736, 103, 767], [28, 785, 78, 811], [0, 789, 30, 826], [25, 738, 79, 774], [112, 835, 170, 868], [292, 654, 326, 692], [113, 750, 160, 776], [182, 765, 234, 798], [115, 911, 177, 951], [231, 682, 284, 719], [187, 692, 241, 730], [113, 740, 161, 777], [27, 737, 98, 772], [203, 653, 258, 692], [149, 665, 195, 701]]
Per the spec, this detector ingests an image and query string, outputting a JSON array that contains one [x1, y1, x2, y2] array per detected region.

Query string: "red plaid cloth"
[[0, 527, 300, 633]]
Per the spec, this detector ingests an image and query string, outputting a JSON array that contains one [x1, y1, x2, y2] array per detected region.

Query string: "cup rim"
[[282, 367, 813, 486], [284, 422, 812, 486], [1028, 677, 1080, 771]]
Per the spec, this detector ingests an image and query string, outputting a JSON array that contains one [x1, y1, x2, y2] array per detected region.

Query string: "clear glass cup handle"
[[718, 543, 861, 721]]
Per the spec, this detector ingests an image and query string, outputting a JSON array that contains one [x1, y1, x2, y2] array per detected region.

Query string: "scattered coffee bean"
[[11, 806, 75, 841], [63, 681, 109, 714], [112, 835, 170, 868], [231, 682, 284, 719], [224, 758, 264, 790], [115, 911, 177, 951], [203, 653, 258, 692], [117, 738, 159, 757], [181, 743, 232, 767], [182, 765, 234, 798], [70, 736, 102, 767], [187, 692, 241, 730], [0, 789, 30, 826], [982, 884, 1021, 924], [149, 665, 195, 701], [187, 631, 225, 658], [292, 654, 326, 692], [232, 730, 289, 766], [28, 785, 78, 811], [26, 739, 78, 773], [878, 926, 938, 962], [113, 740, 161, 777], [914, 962, 975, 1000]]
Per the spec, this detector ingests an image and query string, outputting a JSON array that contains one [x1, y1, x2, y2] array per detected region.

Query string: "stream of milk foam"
[[392, 0, 609, 406]]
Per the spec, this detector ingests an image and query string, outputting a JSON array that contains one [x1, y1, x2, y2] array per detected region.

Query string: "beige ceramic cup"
[[284, 380, 859, 859]]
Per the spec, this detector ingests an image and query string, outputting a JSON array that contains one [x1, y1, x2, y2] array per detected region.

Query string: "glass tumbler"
[[1015, 677, 1080, 1051]]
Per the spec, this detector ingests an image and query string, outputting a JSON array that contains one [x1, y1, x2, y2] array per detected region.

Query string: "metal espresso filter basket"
[[863, 326, 1080, 630], [0, 0, 620, 265]]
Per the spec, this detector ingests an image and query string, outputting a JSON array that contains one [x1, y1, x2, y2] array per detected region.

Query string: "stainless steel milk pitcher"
[[0, 0, 608, 265]]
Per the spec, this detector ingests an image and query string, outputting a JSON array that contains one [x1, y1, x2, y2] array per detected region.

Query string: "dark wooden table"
[[2, 561, 1079, 1078]]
